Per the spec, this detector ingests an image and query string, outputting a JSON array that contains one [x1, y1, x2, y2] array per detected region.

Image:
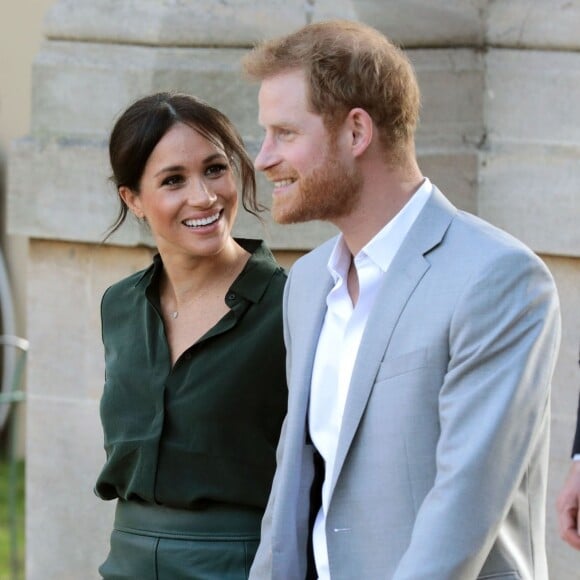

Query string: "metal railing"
[[0, 249, 17, 432], [0, 335, 29, 580]]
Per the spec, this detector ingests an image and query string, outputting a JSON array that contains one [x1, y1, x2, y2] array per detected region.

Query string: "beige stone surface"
[[30, 42, 486, 145], [418, 152, 479, 214], [8, 137, 149, 246], [352, 0, 486, 46], [7, 136, 340, 250], [479, 144, 580, 257], [0, 0, 55, 452], [44, 0, 580, 51], [44, 0, 356, 46], [488, 0, 580, 49], [8, 139, 480, 249], [411, 49, 485, 151], [542, 255, 580, 579], [31, 42, 260, 139], [25, 241, 155, 577], [26, 240, 153, 400], [485, 49, 580, 146], [480, 48, 580, 257], [26, 396, 111, 580]]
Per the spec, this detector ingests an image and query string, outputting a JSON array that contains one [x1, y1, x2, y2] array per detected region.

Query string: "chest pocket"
[[375, 348, 429, 381]]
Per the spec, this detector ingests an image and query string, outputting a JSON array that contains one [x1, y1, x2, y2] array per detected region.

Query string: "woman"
[[95, 92, 287, 579]]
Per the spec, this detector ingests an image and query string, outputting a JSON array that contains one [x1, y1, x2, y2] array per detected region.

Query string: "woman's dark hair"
[[104, 92, 261, 240]]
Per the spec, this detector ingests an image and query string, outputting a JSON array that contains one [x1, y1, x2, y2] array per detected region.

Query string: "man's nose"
[[254, 135, 277, 172]]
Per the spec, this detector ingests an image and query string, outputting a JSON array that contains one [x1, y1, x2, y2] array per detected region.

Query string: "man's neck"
[[334, 162, 425, 256]]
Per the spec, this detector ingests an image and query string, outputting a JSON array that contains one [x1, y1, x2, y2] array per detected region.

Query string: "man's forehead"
[[257, 72, 311, 124]]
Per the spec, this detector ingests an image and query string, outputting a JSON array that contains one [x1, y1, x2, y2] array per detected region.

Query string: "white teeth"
[[274, 179, 295, 188], [183, 212, 220, 228]]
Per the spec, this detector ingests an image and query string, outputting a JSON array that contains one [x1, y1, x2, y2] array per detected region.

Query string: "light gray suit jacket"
[[250, 188, 561, 580]]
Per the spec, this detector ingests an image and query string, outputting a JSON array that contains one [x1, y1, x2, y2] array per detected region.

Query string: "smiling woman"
[[95, 93, 288, 580], [119, 123, 240, 273]]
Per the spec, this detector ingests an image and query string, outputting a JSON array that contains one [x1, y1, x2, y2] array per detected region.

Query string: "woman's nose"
[[187, 179, 217, 206]]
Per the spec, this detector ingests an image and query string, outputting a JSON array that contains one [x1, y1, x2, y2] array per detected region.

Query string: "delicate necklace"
[[165, 251, 246, 322]]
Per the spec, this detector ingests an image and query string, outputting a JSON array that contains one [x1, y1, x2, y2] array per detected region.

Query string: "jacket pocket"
[[375, 348, 429, 381], [478, 571, 521, 579]]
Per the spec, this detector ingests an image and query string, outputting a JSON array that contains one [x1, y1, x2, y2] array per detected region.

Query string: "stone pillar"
[[483, 4, 580, 578], [7, 1, 579, 578], [7, 1, 351, 578]]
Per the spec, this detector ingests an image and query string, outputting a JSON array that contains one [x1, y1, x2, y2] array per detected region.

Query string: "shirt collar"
[[229, 238, 282, 303], [134, 238, 281, 304], [327, 177, 433, 278]]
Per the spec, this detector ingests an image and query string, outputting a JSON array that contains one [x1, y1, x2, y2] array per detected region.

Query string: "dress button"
[[227, 292, 237, 301]]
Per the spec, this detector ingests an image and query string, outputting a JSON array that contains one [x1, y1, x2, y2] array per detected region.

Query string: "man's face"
[[255, 69, 362, 224]]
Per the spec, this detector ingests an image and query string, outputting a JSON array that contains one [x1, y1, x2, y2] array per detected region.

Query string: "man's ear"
[[119, 186, 144, 219], [346, 108, 373, 158]]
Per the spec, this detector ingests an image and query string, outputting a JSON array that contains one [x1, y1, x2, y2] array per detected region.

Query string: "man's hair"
[[243, 20, 421, 157]]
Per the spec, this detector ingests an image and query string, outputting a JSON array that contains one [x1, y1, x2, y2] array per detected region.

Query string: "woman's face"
[[121, 122, 239, 260]]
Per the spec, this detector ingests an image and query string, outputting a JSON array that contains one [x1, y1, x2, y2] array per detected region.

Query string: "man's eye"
[[277, 129, 295, 140], [205, 164, 228, 177]]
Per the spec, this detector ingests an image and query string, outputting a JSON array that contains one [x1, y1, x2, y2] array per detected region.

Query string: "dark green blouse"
[[95, 239, 287, 511]]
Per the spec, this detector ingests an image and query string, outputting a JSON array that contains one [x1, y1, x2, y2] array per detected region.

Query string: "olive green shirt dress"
[[95, 239, 287, 579]]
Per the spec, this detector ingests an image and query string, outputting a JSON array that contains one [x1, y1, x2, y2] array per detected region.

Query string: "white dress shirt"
[[308, 178, 433, 579]]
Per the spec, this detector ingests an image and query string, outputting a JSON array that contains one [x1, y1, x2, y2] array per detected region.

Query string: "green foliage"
[[0, 459, 25, 580]]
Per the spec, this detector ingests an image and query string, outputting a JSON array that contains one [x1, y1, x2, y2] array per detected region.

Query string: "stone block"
[[31, 41, 260, 139], [26, 396, 112, 579], [488, 0, 580, 50], [46, 0, 580, 52], [26, 240, 153, 400], [44, 0, 356, 47], [7, 136, 340, 249], [479, 144, 580, 257], [417, 151, 478, 214], [352, 0, 486, 46], [485, 49, 580, 146], [30, 42, 487, 149], [8, 137, 129, 244], [8, 140, 480, 250], [410, 49, 485, 151]]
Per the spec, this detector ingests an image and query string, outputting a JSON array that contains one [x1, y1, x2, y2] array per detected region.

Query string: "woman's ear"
[[119, 186, 144, 219], [346, 108, 373, 158]]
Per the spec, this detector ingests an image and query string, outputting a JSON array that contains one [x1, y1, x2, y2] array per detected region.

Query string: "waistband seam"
[[114, 525, 260, 542]]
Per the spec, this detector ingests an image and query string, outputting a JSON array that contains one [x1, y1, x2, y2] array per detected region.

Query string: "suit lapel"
[[328, 188, 456, 497], [285, 241, 335, 442]]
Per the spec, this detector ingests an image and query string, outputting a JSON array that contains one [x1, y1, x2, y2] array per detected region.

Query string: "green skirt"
[[99, 500, 262, 580]]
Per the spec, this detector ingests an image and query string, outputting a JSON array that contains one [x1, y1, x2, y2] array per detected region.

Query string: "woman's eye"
[[161, 175, 183, 187], [205, 164, 228, 177]]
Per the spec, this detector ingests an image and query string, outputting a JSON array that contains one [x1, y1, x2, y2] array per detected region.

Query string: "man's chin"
[[272, 203, 303, 225], [272, 212, 302, 225]]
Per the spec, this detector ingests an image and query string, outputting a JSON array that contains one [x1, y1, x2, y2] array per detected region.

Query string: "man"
[[243, 20, 561, 579], [556, 358, 580, 550]]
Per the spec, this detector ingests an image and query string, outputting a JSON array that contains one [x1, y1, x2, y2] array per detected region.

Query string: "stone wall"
[[7, 1, 580, 577]]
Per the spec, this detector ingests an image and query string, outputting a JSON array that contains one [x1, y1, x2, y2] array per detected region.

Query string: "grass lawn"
[[0, 459, 25, 580]]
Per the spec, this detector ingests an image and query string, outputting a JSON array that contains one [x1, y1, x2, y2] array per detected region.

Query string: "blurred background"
[[0, 1, 579, 578]]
